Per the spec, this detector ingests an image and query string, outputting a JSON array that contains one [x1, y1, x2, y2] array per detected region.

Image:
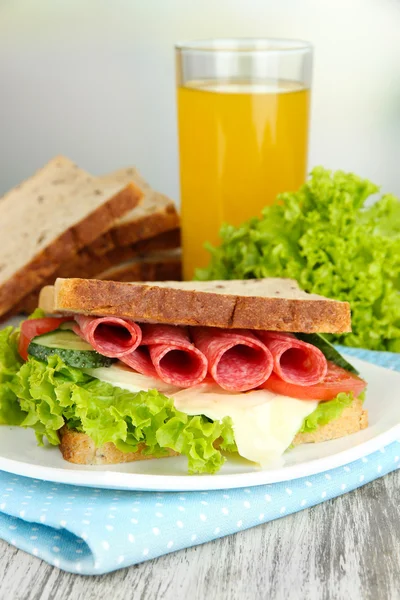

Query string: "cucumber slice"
[[295, 333, 359, 375], [28, 329, 115, 369]]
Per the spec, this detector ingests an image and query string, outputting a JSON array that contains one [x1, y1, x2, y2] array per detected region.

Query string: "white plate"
[[0, 357, 399, 491]]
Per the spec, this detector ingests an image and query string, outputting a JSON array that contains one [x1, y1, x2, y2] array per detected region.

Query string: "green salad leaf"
[[298, 391, 362, 435], [0, 327, 25, 425], [197, 167, 400, 352], [5, 350, 236, 474]]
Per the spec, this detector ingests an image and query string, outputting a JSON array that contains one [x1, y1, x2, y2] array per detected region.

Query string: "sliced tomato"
[[18, 317, 72, 361], [262, 361, 366, 401]]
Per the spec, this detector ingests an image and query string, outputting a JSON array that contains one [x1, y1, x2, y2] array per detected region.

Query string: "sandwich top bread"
[[0, 277, 367, 474], [39, 277, 351, 333], [0, 157, 143, 317]]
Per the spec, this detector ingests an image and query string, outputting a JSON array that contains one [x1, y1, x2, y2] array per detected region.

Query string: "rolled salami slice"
[[124, 324, 208, 387], [191, 327, 273, 392], [74, 315, 142, 358], [256, 331, 328, 386], [120, 346, 157, 378]]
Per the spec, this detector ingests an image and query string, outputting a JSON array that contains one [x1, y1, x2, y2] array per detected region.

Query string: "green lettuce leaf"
[[27, 308, 46, 320], [0, 326, 25, 425], [197, 167, 400, 352], [8, 354, 236, 474], [298, 391, 365, 434], [0, 326, 22, 383]]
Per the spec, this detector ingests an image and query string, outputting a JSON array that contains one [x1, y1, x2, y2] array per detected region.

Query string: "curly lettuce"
[[3, 340, 235, 474], [197, 167, 400, 352], [298, 391, 364, 435], [0, 327, 25, 425]]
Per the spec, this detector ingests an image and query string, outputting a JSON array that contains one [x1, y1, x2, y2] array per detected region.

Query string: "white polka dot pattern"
[[0, 347, 398, 576], [0, 441, 398, 576]]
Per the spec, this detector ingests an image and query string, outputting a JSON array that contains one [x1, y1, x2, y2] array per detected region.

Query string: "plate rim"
[[0, 422, 398, 492]]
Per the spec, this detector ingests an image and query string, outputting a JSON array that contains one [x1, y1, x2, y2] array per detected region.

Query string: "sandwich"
[[0, 277, 367, 474]]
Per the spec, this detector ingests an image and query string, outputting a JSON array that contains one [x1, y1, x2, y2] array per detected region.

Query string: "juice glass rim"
[[175, 38, 312, 54]]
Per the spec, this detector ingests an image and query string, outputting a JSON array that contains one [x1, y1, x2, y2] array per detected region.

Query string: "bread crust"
[[89, 168, 180, 255], [44, 277, 351, 333], [98, 252, 182, 283], [58, 398, 367, 465], [112, 201, 179, 248]]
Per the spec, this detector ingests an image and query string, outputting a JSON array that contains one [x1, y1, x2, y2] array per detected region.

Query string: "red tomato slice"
[[262, 361, 366, 401], [18, 317, 72, 361]]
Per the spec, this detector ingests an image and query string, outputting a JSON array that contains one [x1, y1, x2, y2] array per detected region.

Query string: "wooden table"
[[1, 471, 399, 600]]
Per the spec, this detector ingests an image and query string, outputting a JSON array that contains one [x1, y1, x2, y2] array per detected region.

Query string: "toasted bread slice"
[[0, 157, 142, 317], [7, 229, 181, 316], [40, 277, 351, 333], [58, 398, 367, 465]]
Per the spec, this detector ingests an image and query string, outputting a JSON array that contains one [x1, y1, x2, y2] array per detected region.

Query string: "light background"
[[1, 0, 400, 200]]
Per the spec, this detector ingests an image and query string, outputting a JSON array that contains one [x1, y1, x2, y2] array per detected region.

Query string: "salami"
[[120, 346, 157, 378], [191, 327, 273, 392], [74, 315, 142, 358], [256, 332, 327, 386], [124, 324, 208, 387]]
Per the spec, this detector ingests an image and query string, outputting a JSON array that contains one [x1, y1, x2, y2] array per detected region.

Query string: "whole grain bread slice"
[[97, 249, 182, 282], [58, 398, 367, 465], [0, 157, 143, 317], [58, 426, 178, 465], [6, 229, 181, 317], [41, 228, 181, 282], [89, 167, 179, 254], [39, 277, 351, 333], [293, 397, 368, 445]]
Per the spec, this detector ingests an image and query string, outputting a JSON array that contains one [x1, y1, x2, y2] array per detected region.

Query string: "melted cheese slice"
[[172, 385, 318, 467], [89, 365, 318, 467]]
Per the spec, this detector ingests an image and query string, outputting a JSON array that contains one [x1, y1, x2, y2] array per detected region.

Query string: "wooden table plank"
[[1, 471, 399, 600]]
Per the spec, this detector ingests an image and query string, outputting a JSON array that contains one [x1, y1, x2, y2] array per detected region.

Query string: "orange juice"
[[177, 80, 310, 279]]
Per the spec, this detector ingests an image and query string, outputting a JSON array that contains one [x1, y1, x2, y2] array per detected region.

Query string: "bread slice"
[[39, 228, 181, 282], [89, 167, 179, 254], [7, 229, 181, 316], [0, 157, 143, 317], [293, 397, 368, 445], [58, 398, 367, 465], [40, 277, 351, 333], [97, 250, 182, 282], [58, 426, 178, 465]]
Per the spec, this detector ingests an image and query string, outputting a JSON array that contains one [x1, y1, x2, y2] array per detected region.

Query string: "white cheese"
[[84, 363, 180, 395], [172, 385, 318, 467], [89, 365, 318, 467]]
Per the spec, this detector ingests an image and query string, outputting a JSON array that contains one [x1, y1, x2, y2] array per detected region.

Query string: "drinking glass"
[[176, 38, 313, 279]]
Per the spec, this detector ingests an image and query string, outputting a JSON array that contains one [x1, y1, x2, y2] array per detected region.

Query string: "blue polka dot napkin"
[[0, 347, 399, 575]]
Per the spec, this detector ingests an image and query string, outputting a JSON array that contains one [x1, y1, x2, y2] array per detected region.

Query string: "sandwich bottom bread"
[[0, 277, 367, 473]]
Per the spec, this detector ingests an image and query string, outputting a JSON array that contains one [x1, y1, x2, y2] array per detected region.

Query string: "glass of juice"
[[175, 38, 313, 280]]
